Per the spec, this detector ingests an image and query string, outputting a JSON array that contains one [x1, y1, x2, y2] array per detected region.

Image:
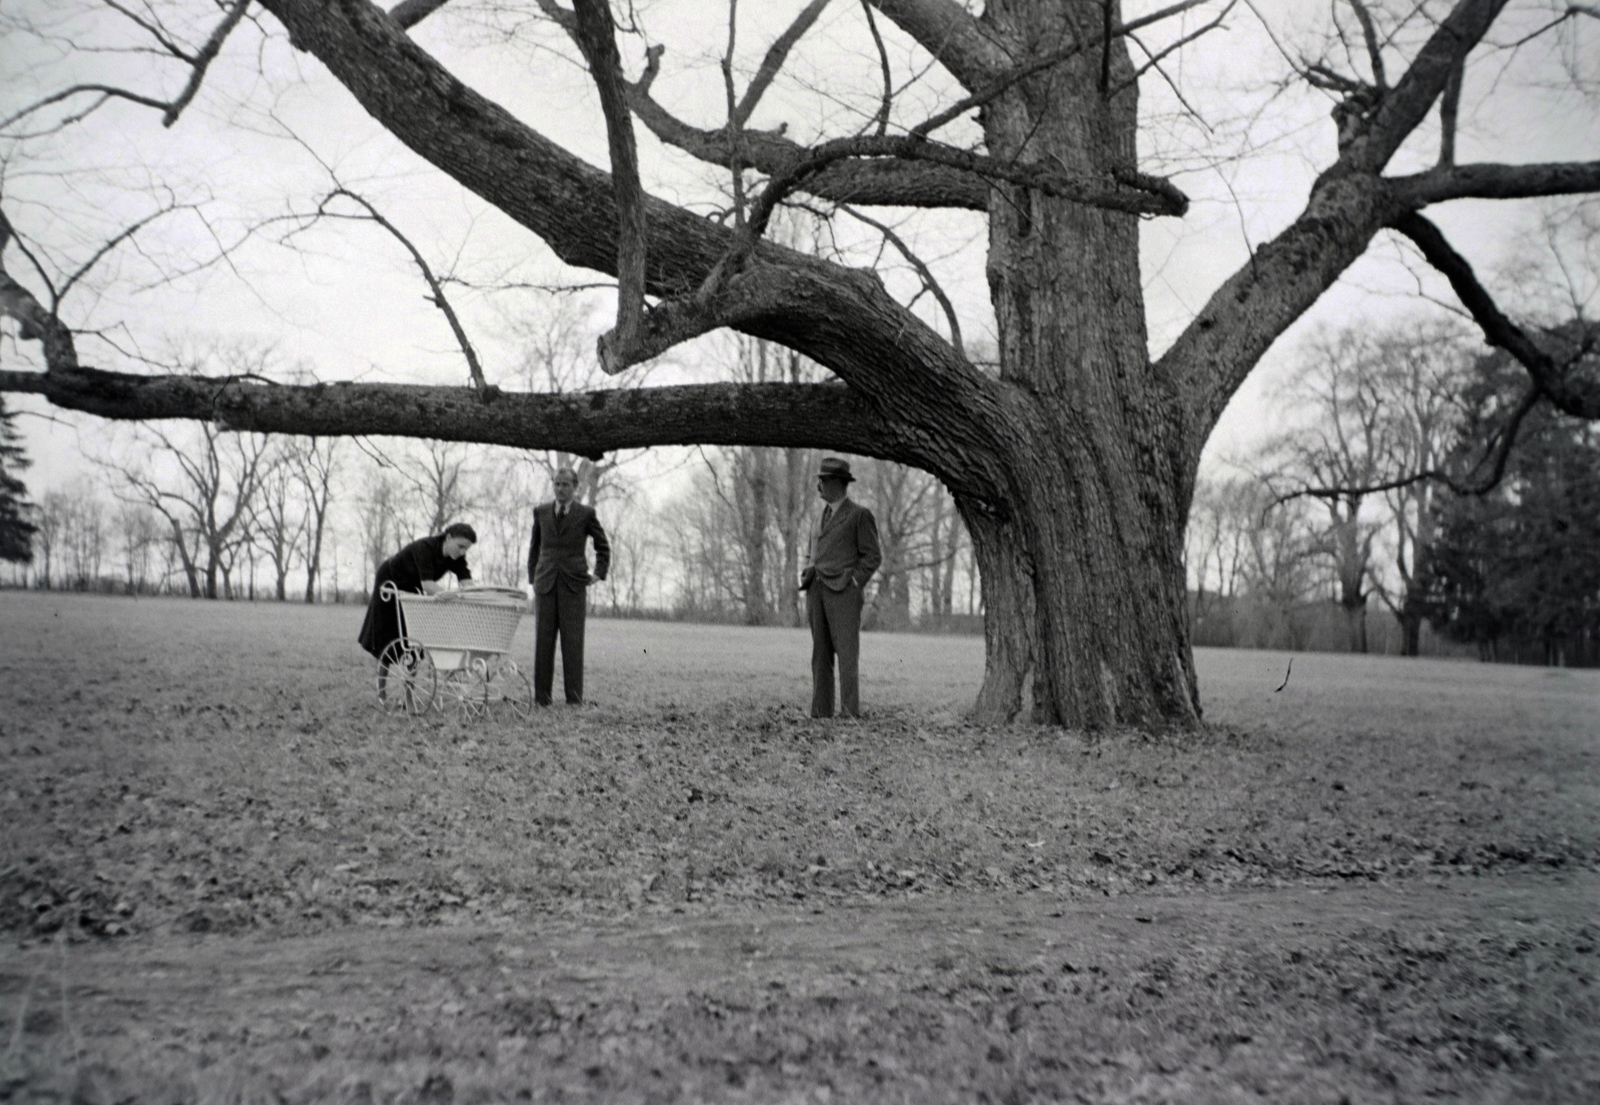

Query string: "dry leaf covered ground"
[[1, 591, 1596, 1103]]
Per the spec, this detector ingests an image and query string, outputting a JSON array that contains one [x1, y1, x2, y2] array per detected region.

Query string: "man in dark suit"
[[526, 467, 610, 705], [799, 457, 882, 719]]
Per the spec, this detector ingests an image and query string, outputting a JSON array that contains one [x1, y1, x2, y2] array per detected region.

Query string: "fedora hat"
[[817, 457, 855, 483]]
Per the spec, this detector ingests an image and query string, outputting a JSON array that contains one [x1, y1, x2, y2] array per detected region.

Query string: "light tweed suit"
[[800, 496, 882, 718]]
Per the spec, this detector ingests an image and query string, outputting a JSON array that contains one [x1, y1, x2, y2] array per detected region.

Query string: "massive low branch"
[[246, 0, 1021, 473], [0, 367, 903, 461]]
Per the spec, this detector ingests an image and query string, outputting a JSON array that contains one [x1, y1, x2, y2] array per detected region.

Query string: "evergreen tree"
[[0, 396, 38, 564], [1421, 337, 1600, 664]]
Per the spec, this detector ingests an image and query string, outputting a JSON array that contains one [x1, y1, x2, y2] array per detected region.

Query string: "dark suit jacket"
[[527, 501, 610, 595], [801, 496, 882, 592]]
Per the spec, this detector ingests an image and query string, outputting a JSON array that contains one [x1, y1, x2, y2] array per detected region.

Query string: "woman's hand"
[[420, 580, 443, 595]]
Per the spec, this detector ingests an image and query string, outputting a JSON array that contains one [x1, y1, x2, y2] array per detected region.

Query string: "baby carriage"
[[375, 583, 534, 717]]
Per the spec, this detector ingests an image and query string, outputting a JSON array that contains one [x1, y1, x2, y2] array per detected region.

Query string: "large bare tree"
[[2, 0, 1597, 726]]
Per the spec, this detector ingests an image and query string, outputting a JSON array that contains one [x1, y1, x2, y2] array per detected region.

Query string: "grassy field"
[[1, 590, 1597, 1103]]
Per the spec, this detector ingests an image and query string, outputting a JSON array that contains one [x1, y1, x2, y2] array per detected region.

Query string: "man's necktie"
[[821, 504, 833, 530]]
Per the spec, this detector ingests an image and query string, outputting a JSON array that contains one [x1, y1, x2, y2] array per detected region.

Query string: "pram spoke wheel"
[[484, 659, 536, 719], [376, 638, 437, 715], [439, 669, 485, 719]]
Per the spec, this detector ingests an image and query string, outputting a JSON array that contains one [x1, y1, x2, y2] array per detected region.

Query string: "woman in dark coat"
[[358, 522, 477, 659]]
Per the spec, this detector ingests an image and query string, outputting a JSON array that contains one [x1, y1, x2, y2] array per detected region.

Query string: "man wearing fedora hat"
[[799, 457, 882, 718]]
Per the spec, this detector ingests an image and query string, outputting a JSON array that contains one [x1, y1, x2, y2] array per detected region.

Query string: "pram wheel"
[[483, 659, 536, 720], [376, 637, 437, 715]]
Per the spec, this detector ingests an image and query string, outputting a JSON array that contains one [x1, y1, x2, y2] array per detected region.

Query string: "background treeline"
[[3, 318, 1595, 666], [1187, 317, 1599, 667]]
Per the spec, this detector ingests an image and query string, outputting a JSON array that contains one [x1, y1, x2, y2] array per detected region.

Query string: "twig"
[[860, 0, 893, 137], [317, 189, 488, 391], [163, 0, 252, 128], [840, 205, 964, 358]]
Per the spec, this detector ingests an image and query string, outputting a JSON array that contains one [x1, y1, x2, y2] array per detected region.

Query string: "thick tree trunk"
[[966, 1, 1202, 729], [1398, 610, 1423, 657], [960, 500, 1036, 723], [304, 533, 322, 603], [170, 524, 201, 598], [741, 451, 770, 626], [1343, 598, 1369, 654]]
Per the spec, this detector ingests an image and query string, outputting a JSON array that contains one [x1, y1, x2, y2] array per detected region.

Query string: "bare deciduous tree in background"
[[105, 422, 270, 600], [288, 436, 341, 603]]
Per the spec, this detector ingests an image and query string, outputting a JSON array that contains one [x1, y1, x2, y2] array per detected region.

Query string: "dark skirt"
[[357, 564, 410, 659]]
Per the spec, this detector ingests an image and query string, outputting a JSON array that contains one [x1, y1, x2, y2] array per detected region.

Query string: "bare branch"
[[0, 366, 903, 466], [3, 1, 254, 135], [735, 0, 834, 127], [1111, 2, 1237, 101], [1338, 0, 1508, 176], [57, 208, 175, 304], [1347, 0, 1387, 89], [859, 0, 894, 137], [720, 0, 747, 232], [626, 81, 991, 209], [841, 205, 964, 358], [533, 0, 576, 34], [1437, 54, 1463, 166], [315, 189, 488, 391], [1165, 0, 1538, 457], [1390, 160, 1600, 206], [205, 1, 1005, 478], [0, 86, 168, 134], [571, 0, 648, 373], [613, 1, 1202, 214], [1393, 212, 1600, 419], [1274, 383, 1541, 501], [745, 132, 1187, 239], [163, 0, 253, 128], [1499, 4, 1600, 49], [389, 0, 454, 30], [102, 0, 193, 60]]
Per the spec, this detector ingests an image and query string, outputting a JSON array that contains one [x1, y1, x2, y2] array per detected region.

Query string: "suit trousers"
[[807, 582, 863, 718], [534, 584, 587, 704]]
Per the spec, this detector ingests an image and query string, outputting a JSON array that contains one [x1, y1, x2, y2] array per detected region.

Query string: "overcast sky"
[[3, 0, 1596, 494]]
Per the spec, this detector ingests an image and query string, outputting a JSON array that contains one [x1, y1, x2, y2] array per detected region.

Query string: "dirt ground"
[[2, 593, 1597, 1102], [6, 874, 1596, 1104]]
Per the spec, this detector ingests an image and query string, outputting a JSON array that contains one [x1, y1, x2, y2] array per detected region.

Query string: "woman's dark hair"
[[443, 522, 477, 543]]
